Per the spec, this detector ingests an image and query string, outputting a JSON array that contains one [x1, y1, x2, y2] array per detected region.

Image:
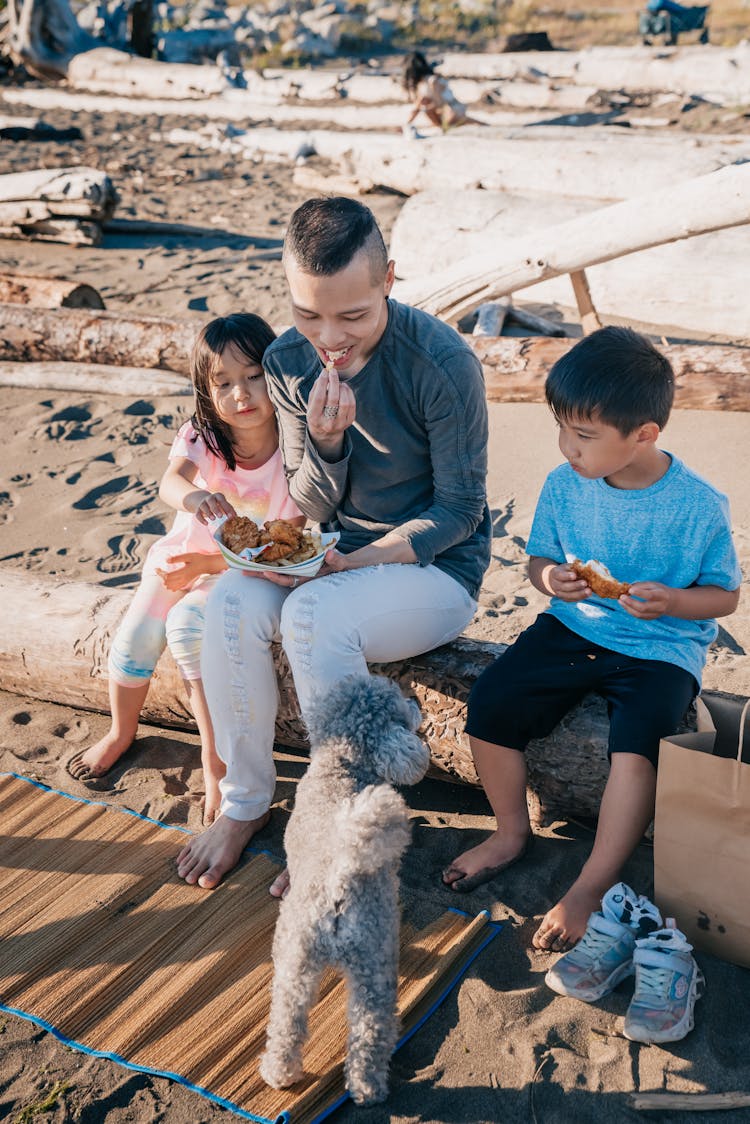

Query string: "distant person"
[[175, 196, 491, 893], [67, 313, 302, 825], [402, 51, 485, 133], [442, 327, 741, 953]]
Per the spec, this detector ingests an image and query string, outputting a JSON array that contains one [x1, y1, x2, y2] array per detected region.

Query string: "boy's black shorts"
[[466, 613, 697, 768]]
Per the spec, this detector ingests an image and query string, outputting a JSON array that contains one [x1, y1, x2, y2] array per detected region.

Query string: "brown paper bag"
[[654, 694, 750, 967]]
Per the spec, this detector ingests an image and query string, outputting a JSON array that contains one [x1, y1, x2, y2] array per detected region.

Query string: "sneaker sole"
[[545, 958, 634, 1003], [623, 968, 705, 1044]]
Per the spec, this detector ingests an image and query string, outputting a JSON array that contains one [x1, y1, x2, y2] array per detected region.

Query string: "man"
[[177, 196, 491, 891]]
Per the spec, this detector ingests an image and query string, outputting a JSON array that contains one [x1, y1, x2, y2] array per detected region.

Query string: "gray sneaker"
[[545, 882, 662, 1003], [623, 921, 704, 1044]]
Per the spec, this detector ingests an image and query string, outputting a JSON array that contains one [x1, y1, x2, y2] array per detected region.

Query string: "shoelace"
[[634, 963, 673, 1004], [574, 923, 619, 960]]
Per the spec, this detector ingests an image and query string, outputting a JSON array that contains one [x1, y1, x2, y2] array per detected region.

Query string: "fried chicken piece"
[[571, 559, 630, 600], [222, 516, 262, 555], [259, 519, 305, 563]]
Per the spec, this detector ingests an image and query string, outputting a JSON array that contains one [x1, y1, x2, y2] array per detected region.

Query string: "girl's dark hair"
[[283, 196, 388, 282], [403, 50, 435, 95], [545, 326, 675, 434], [190, 312, 276, 470]]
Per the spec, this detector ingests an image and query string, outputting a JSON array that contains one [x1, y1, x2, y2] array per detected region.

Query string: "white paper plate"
[[213, 519, 340, 577]]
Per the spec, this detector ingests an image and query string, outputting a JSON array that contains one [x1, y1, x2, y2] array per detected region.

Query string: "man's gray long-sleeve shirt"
[[263, 298, 491, 599]]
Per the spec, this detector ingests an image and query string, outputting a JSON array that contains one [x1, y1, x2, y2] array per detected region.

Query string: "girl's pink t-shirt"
[[143, 420, 302, 576]]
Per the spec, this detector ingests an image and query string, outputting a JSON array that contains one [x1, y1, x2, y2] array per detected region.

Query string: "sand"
[[1, 79, 750, 1124]]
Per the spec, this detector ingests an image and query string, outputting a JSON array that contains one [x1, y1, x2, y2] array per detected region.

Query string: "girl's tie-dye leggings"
[[108, 573, 222, 686]]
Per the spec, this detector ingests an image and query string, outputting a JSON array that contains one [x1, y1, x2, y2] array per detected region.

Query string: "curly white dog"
[[259, 673, 430, 1105]]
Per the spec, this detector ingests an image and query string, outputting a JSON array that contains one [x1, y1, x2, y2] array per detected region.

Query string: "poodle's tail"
[[331, 785, 411, 877]]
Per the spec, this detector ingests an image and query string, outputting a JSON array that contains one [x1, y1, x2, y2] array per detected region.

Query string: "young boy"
[[442, 326, 741, 951]]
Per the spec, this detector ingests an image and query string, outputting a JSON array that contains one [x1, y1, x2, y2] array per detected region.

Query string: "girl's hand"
[[307, 369, 356, 452], [620, 582, 674, 620], [193, 492, 236, 526], [546, 563, 591, 602], [156, 553, 215, 591]]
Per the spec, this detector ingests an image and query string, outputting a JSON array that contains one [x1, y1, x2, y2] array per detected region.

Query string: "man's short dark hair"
[[283, 196, 388, 282], [545, 326, 675, 434]]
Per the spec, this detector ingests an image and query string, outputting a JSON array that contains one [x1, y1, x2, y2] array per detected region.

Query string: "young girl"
[[403, 51, 484, 133], [67, 313, 303, 824]]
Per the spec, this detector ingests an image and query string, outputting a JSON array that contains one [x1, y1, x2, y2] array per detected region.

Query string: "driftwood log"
[[0, 166, 117, 244], [0, 361, 191, 395], [391, 164, 750, 326], [6, 0, 95, 76], [0, 569, 613, 823], [437, 45, 750, 105], [391, 185, 750, 338], [2, 305, 748, 411], [0, 305, 198, 374], [0, 273, 103, 308]]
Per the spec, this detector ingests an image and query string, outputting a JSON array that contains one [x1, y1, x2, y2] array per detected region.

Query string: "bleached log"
[[161, 123, 750, 202], [472, 302, 508, 338], [0, 569, 618, 821], [0, 273, 103, 308], [391, 164, 750, 327], [0, 216, 101, 245], [1, 84, 533, 131], [0, 305, 198, 374], [0, 166, 117, 221], [437, 45, 750, 105], [390, 186, 750, 338], [67, 46, 230, 98], [1, 305, 747, 410], [0, 361, 190, 395], [6, 0, 95, 76]]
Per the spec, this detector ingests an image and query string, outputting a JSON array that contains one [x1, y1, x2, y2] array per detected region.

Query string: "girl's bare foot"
[[176, 810, 270, 889], [66, 733, 131, 782], [532, 883, 605, 952], [442, 827, 531, 893]]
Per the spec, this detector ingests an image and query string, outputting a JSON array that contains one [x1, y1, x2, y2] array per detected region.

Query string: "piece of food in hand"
[[222, 515, 263, 555], [571, 558, 630, 599]]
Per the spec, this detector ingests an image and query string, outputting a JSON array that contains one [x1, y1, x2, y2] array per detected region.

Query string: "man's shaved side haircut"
[[283, 196, 388, 282]]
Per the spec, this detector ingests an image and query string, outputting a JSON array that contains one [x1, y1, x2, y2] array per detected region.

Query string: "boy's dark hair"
[[283, 196, 388, 282], [545, 326, 675, 434], [403, 50, 435, 95], [191, 312, 276, 471]]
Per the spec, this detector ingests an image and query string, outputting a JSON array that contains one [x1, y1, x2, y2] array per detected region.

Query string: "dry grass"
[[397, 0, 749, 50]]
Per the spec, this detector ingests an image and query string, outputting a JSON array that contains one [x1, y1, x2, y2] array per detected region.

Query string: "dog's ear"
[[373, 728, 430, 787]]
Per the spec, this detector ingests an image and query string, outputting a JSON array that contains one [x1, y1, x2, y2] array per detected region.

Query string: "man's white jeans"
[[200, 563, 476, 821]]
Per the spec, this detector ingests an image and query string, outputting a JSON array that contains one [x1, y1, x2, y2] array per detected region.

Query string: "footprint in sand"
[[38, 405, 102, 442], [97, 534, 143, 576], [0, 489, 16, 523], [51, 718, 91, 743], [0, 706, 94, 777], [0, 545, 50, 570], [72, 475, 158, 516]]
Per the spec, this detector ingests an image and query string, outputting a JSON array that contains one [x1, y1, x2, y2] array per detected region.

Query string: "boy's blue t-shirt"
[[526, 454, 741, 686]]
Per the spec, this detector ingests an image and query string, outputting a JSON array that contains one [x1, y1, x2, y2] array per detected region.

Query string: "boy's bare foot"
[[269, 868, 290, 899], [66, 733, 131, 782], [442, 828, 531, 893], [176, 810, 270, 889], [532, 883, 604, 952]]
